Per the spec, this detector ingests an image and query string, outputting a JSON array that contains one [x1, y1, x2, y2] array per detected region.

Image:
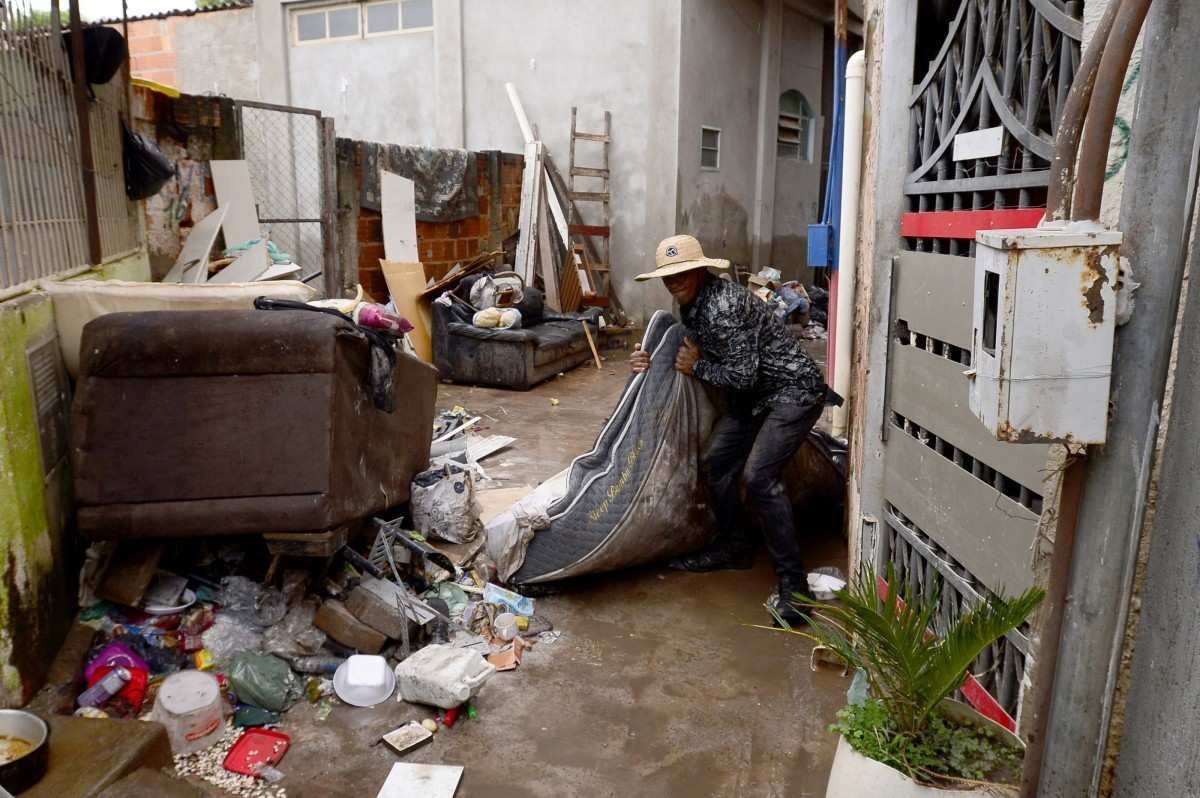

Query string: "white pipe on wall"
[[832, 50, 866, 438]]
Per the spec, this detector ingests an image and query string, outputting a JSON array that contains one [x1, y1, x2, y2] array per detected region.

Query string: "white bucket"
[[152, 671, 224, 755]]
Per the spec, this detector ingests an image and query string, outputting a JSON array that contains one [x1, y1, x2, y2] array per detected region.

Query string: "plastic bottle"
[[291, 656, 345, 675], [77, 667, 130, 707]]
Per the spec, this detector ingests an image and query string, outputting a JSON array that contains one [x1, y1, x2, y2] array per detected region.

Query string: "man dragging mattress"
[[630, 235, 841, 626]]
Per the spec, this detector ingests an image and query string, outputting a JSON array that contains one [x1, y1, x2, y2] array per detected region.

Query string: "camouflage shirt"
[[682, 276, 827, 415]]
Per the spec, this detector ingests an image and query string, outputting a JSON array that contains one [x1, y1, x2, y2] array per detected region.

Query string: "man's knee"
[[743, 465, 785, 499]]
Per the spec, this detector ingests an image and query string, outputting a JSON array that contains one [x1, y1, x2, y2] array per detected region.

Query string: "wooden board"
[[210, 239, 269, 283], [381, 259, 432, 362], [381, 171, 418, 262], [515, 141, 544, 285], [536, 171, 560, 311], [96, 542, 165, 607], [164, 207, 226, 283], [210, 160, 260, 247], [264, 527, 348, 557]]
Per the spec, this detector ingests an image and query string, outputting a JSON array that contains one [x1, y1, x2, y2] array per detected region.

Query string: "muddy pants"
[[704, 399, 825, 583]]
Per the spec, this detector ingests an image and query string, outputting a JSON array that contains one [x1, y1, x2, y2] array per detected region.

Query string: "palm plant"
[[796, 564, 1044, 739]]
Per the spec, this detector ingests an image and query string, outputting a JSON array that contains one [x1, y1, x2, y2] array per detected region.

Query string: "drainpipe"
[[831, 50, 864, 438]]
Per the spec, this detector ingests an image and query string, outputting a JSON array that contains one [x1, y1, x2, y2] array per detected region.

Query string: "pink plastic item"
[[354, 303, 414, 334], [83, 641, 149, 683]]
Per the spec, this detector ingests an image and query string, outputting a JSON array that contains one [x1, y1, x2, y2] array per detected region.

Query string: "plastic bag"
[[412, 465, 480, 544], [203, 614, 263, 664], [394, 644, 495, 709], [218, 576, 287, 627], [226, 652, 302, 712], [484, 474, 565, 581], [263, 599, 327, 659], [122, 123, 174, 200], [472, 307, 522, 330]]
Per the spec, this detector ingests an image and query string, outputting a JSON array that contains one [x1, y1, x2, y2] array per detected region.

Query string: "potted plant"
[[777, 566, 1044, 796]]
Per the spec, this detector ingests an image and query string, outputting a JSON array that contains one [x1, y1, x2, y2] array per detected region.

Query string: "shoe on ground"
[[770, 581, 813, 628], [667, 544, 754, 572]]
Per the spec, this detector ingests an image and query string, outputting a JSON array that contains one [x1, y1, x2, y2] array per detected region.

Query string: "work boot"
[[769, 578, 813, 628], [667, 541, 754, 572]]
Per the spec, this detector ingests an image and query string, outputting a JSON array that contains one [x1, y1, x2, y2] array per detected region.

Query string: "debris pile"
[[70, 409, 553, 795]]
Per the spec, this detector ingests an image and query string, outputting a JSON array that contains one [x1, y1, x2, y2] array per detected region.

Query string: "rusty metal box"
[[968, 222, 1123, 445]]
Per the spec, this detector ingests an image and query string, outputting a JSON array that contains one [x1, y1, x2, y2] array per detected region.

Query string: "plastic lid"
[[157, 670, 220, 715]]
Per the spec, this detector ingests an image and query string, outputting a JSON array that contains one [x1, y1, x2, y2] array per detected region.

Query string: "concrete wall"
[[676, 0, 762, 270], [173, 7, 261, 98], [288, 25, 437, 145], [770, 6, 825, 283], [459, 0, 682, 322]]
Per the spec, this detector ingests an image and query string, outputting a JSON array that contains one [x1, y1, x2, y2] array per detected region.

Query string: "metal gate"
[[235, 101, 337, 292], [869, 0, 1082, 720]]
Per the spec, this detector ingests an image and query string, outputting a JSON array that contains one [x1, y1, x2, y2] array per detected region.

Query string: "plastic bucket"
[[152, 671, 224, 755]]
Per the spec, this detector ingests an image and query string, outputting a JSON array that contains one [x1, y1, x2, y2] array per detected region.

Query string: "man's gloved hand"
[[675, 337, 701, 376], [630, 342, 651, 374]]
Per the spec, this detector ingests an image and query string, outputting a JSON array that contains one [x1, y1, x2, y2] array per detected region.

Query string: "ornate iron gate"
[[235, 101, 335, 288], [873, 0, 1082, 721]]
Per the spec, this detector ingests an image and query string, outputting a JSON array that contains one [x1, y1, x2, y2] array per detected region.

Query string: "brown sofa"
[[71, 309, 437, 540]]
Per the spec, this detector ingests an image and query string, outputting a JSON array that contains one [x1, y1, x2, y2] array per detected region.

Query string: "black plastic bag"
[[122, 124, 175, 200], [63, 27, 127, 86]]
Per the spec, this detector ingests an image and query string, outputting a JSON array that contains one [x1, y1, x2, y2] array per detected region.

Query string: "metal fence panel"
[[0, 1, 89, 291], [237, 102, 326, 283], [90, 75, 139, 259]]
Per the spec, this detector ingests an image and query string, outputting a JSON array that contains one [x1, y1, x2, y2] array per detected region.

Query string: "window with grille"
[[294, 0, 433, 43], [777, 90, 814, 162], [701, 127, 720, 170]]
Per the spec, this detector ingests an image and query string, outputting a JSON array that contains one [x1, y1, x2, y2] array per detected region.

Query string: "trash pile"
[[746, 266, 828, 339], [72, 411, 550, 795]]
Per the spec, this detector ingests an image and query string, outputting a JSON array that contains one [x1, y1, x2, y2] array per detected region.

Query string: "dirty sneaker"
[[667, 543, 754, 572], [769, 580, 812, 628]]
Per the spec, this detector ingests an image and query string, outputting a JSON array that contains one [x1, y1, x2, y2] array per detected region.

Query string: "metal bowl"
[[0, 709, 49, 794]]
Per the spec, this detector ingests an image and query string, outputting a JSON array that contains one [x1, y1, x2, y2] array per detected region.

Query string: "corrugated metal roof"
[[92, 1, 252, 27]]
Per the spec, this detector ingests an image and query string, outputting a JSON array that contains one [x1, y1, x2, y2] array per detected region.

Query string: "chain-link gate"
[[235, 101, 334, 288]]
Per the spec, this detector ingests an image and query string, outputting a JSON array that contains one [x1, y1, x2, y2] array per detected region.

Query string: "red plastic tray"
[[222, 728, 290, 777]]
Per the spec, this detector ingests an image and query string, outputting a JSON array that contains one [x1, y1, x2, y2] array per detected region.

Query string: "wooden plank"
[[163, 207, 227, 283], [381, 259, 432, 362], [573, 132, 610, 142], [320, 116, 340, 297], [504, 81, 535, 144], [536, 171, 560, 311], [210, 160, 260, 247], [210, 239, 269, 283], [96, 542, 164, 607], [890, 344, 1049, 490], [884, 431, 1038, 594], [543, 166, 568, 246], [582, 320, 601, 369], [570, 166, 609, 178], [381, 171, 419, 262], [899, 208, 1044, 239], [264, 527, 348, 557], [514, 141, 544, 284], [569, 191, 609, 203], [568, 224, 610, 237]]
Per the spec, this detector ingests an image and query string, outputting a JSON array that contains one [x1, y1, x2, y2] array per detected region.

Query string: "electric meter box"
[[968, 222, 1122, 445]]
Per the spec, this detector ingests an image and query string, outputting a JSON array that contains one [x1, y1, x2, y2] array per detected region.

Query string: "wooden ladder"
[[568, 107, 612, 303]]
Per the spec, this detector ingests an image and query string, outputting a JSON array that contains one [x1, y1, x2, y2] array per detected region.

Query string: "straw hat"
[[634, 235, 730, 281]]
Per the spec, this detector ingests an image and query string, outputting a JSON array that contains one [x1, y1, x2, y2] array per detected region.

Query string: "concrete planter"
[[825, 700, 1022, 798]]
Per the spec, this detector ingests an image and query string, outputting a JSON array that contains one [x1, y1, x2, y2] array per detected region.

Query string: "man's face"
[[663, 269, 705, 306]]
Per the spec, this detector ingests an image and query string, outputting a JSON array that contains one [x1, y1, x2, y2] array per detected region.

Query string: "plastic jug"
[[152, 670, 224, 754], [394, 644, 495, 709]]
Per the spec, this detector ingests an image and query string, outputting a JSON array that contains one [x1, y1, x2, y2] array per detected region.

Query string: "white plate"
[[142, 588, 196, 616], [333, 660, 397, 707]]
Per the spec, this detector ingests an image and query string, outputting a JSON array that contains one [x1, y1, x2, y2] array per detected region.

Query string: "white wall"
[[461, 0, 682, 322], [676, 0, 763, 267], [173, 7, 261, 99], [770, 5, 824, 282]]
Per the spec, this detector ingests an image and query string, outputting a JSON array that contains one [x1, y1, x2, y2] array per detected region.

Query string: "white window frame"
[[365, 0, 434, 37], [292, 3, 360, 45], [701, 126, 721, 171]]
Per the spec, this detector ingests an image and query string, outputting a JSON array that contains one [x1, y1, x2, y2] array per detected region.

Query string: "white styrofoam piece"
[[346, 655, 389, 689], [163, 207, 227, 283], [969, 225, 1122, 444], [376, 763, 464, 798], [209, 240, 269, 284], [210, 160, 261, 247], [952, 126, 1004, 161], [381, 171, 419, 262], [255, 262, 302, 281]]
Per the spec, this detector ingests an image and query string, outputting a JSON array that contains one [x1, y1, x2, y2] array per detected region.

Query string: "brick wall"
[[338, 142, 524, 301], [118, 18, 177, 87], [130, 86, 239, 278]]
